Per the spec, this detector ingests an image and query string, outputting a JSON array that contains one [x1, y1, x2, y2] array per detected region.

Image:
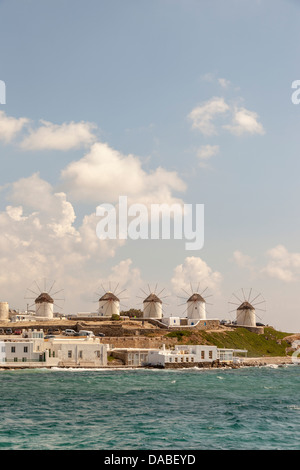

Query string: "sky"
[[0, 0, 300, 331]]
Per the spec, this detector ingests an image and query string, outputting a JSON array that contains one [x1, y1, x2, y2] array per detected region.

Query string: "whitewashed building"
[[46, 337, 108, 367], [147, 344, 247, 367], [0, 330, 108, 368], [147, 344, 218, 366]]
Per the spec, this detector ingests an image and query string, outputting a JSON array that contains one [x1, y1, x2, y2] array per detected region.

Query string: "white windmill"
[[137, 284, 168, 319], [25, 278, 65, 319], [228, 288, 266, 327], [177, 282, 213, 323], [94, 282, 128, 317]]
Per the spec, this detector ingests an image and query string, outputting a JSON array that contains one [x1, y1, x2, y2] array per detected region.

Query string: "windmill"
[[93, 282, 128, 317], [177, 281, 213, 321], [136, 284, 169, 319], [228, 288, 266, 327], [24, 278, 65, 319]]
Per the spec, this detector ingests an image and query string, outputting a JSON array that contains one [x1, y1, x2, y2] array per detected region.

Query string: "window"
[[185, 357, 189, 362], [209, 350, 213, 359], [24, 346, 28, 353], [181, 357, 184, 363], [191, 357, 194, 363], [79, 351, 83, 359], [201, 351, 205, 359], [68, 350, 72, 358], [11, 346, 15, 353], [175, 357, 178, 363], [22, 357, 27, 362]]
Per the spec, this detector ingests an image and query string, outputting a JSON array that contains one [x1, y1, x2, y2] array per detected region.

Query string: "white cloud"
[[20, 119, 97, 151], [61, 141, 186, 205], [223, 107, 265, 136], [188, 97, 230, 136], [0, 173, 127, 312], [233, 250, 255, 270], [171, 256, 222, 295], [262, 245, 300, 282], [188, 96, 265, 138], [233, 245, 300, 283], [218, 77, 231, 88], [197, 144, 219, 167], [0, 111, 28, 143]]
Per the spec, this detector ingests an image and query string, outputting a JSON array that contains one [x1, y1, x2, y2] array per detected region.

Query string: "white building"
[[147, 344, 218, 366], [0, 330, 108, 368], [147, 344, 247, 367], [161, 316, 181, 327], [0, 341, 5, 364], [46, 337, 108, 367]]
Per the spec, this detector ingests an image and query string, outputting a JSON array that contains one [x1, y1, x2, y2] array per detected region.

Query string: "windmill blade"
[[154, 283, 158, 294], [48, 280, 56, 295], [26, 288, 40, 297], [232, 292, 243, 304], [181, 287, 191, 297], [247, 287, 252, 302], [197, 282, 200, 293], [140, 287, 149, 297], [241, 288, 246, 301], [53, 303, 63, 310], [51, 289, 64, 297], [252, 300, 266, 307], [200, 286, 208, 296], [156, 288, 165, 297], [249, 293, 261, 304], [115, 288, 127, 298], [113, 283, 119, 294], [34, 280, 42, 293]]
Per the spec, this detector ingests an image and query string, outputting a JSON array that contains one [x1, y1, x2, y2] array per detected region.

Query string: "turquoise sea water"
[[0, 365, 299, 450]]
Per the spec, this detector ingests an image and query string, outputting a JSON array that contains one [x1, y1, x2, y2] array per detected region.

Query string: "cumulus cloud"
[[171, 256, 222, 295], [224, 107, 265, 136], [233, 250, 255, 270], [188, 97, 229, 136], [262, 245, 300, 282], [0, 111, 28, 143], [61, 142, 186, 205], [20, 119, 97, 151], [233, 245, 300, 283], [0, 173, 126, 312]]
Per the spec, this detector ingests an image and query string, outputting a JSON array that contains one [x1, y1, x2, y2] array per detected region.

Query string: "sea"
[[0, 365, 299, 451]]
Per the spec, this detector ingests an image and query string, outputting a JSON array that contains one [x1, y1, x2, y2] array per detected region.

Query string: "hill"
[[164, 327, 292, 357]]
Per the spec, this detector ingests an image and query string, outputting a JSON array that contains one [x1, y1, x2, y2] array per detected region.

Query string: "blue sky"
[[0, 0, 300, 331]]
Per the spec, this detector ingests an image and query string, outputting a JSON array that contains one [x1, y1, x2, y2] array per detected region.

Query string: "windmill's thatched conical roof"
[[237, 301, 255, 311], [187, 293, 206, 303], [143, 293, 162, 304], [35, 292, 54, 304], [99, 291, 120, 302]]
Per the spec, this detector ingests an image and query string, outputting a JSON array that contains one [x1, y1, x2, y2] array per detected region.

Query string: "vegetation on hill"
[[165, 327, 292, 357]]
